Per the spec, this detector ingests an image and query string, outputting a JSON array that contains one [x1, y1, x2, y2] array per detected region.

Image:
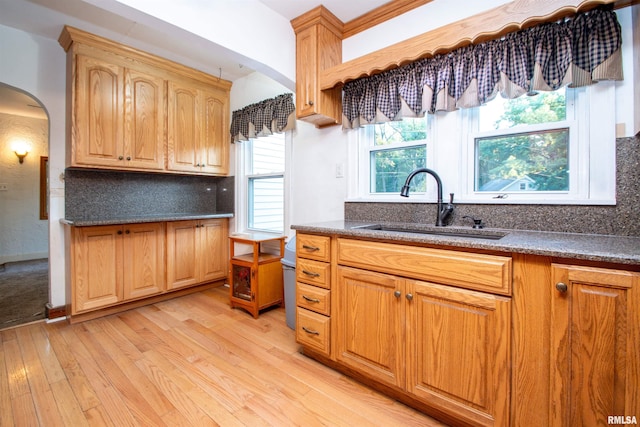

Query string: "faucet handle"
[[463, 215, 484, 229], [448, 193, 455, 204]]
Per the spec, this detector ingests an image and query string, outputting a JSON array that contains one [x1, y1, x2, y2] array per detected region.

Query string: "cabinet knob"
[[125, 230, 130, 234], [126, 156, 131, 161], [118, 156, 124, 160], [117, 230, 123, 235], [394, 290, 401, 298], [308, 100, 314, 106], [406, 293, 413, 301], [556, 282, 568, 293]]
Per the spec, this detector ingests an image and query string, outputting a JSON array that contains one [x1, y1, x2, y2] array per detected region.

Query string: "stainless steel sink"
[[351, 224, 507, 240]]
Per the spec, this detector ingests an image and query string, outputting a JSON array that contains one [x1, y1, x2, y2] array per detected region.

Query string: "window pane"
[[374, 119, 427, 146], [370, 146, 426, 193], [475, 129, 569, 192], [250, 134, 285, 174], [248, 177, 284, 232], [479, 89, 566, 132]]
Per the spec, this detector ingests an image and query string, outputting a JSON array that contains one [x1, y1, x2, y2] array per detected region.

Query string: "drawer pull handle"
[[302, 326, 320, 335], [302, 245, 320, 252], [302, 295, 320, 303], [302, 270, 320, 278]]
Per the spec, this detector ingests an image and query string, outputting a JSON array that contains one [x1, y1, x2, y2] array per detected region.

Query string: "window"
[[243, 133, 285, 233], [358, 118, 430, 199], [350, 83, 616, 205], [474, 89, 572, 194]]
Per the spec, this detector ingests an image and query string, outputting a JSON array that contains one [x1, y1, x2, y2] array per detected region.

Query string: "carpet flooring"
[[0, 258, 49, 329]]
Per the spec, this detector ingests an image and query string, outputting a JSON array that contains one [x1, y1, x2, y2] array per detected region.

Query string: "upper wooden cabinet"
[[73, 56, 166, 170], [167, 81, 229, 174], [291, 7, 343, 127], [59, 26, 231, 175]]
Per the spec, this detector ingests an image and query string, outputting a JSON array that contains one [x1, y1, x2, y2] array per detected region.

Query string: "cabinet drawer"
[[337, 238, 512, 295], [296, 258, 331, 289], [297, 234, 331, 262], [296, 307, 330, 355], [296, 282, 330, 315]]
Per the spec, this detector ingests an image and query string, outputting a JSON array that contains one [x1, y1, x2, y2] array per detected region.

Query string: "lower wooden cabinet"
[[407, 279, 510, 427], [70, 222, 165, 314], [166, 219, 228, 290], [336, 266, 405, 388], [294, 233, 640, 426], [336, 265, 510, 427], [69, 218, 228, 319], [549, 263, 639, 426]]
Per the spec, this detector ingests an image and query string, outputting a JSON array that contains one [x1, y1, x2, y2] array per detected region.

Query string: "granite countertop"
[[61, 212, 234, 227], [291, 220, 640, 266]]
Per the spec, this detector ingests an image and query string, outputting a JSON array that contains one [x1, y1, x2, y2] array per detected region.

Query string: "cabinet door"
[[72, 225, 123, 313], [166, 221, 199, 289], [167, 81, 199, 172], [407, 280, 511, 427], [122, 222, 165, 300], [200, 87, 229, 175], [74, 55, 124, 167], [336, 266, 405, 389], [124, 68, 165, 170], [295, 26, 317, 119], [199, 219, 228, 283], [550, 264, 639, 426]]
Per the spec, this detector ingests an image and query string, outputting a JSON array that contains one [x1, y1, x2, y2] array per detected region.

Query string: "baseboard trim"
[[45, 303, 67, 320]]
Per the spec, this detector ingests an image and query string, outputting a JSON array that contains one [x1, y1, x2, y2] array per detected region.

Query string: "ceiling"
[[257, 0, 391, 22], [0, 0, 391, 119]]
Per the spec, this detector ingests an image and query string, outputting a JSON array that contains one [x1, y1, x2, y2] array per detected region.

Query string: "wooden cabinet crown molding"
[[59, 25, 232, 90], [320, 0, 636, 90], [290, 5, 343, 36]]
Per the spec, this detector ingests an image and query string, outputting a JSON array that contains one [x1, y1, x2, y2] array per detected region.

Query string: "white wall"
[[0, 113, 49, 263], [615, 5, 640, 137], [0, 24, 67, 308], [289, 122, 347, 226]]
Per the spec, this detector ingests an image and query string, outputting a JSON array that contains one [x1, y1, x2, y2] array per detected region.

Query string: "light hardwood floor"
[[0, 286, 445, 426]]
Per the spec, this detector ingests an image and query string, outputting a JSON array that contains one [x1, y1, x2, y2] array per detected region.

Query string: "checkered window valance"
[[230, 93, 295, 142], [342, 8, 622, 129]]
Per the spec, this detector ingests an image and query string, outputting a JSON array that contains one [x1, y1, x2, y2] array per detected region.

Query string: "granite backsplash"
[[346, 135, 640, 237], [64, 169, 234, 221]]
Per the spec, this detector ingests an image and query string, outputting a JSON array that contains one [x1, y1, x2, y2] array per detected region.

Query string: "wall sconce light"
[[12, 141, 30, 164]]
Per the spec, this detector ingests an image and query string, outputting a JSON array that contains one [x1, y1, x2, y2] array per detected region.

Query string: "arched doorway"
[[0, 82, 50, 329]]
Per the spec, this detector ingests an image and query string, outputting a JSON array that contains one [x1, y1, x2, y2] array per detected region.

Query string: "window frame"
[[355, 117, 435, 201], [235, 132, 290, 235], [348, 82, 617, 206]]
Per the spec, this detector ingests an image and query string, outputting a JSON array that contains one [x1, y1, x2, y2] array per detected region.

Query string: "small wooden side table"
[[229, 233, 285, 318]]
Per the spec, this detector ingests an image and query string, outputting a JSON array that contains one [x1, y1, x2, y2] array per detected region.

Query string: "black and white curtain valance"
[[230, 93, 295, 142], [342, 8, 622, 129]]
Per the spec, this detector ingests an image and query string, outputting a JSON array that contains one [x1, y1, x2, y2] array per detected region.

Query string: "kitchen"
[[0, 0, 639, 425]]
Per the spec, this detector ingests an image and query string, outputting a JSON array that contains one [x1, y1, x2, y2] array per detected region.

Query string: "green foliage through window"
[[370, 119, 427, 193], [476, 89, 569, 192]]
